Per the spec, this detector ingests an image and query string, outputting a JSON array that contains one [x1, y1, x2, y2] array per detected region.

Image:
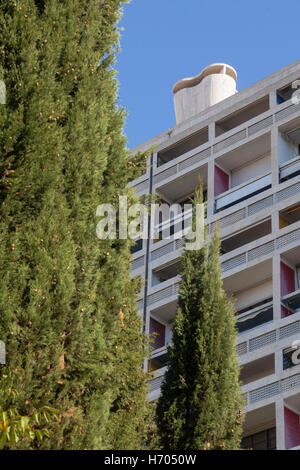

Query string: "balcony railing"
[[280, 155, 300, 182], [153, 203, 207, 241], [281, 288, 300, 315], [148, 345, 169, 371], [215, 173, 272, 212], [236, 301, 273, 335]]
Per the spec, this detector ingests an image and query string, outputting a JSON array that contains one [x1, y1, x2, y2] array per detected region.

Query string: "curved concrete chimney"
[[173, 63, 237, 124]]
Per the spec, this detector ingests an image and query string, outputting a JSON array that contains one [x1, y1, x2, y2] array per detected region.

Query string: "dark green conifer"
[[156, 190, 244, 450], [0, 0, 149, 449]]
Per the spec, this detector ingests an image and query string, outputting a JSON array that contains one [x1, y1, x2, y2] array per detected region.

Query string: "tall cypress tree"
[[0, 0, 149, 449], [156, 191, 244, 450]]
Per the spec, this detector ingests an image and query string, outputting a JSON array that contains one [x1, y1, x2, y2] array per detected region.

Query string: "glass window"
[[242, 428, 276, 450]]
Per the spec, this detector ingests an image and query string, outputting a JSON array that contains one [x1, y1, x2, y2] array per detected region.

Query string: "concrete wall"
[[278, 133, 298, 165], [234, 279, 273, 311], [231, 154, 271, 188]]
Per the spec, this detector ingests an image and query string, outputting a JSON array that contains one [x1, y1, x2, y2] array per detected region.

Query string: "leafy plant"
[[0, 370, 58, 449]]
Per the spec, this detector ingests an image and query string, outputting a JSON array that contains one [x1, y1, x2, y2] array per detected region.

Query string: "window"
[[242, 428, 276, 450]]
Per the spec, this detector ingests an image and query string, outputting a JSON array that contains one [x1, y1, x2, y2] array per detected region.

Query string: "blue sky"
[[117, 0, 300, 149]]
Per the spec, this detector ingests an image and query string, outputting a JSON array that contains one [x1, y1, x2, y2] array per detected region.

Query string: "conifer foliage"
[[156, 191, 244, 450], [0, 0, 149, 449]]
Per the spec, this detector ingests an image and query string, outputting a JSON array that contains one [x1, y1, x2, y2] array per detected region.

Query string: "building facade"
[[129, 61, 300, 450]]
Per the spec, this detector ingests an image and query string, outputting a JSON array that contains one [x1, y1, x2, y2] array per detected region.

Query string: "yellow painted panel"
[[279, 215, 290, 229]]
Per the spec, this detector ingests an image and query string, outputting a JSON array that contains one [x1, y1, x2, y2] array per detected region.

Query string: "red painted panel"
[[280, 262, 295, 298], [150, 318, 166, 350], [285, 407, 300, 449], [281, 305, 293, 319], [214, 166, 229, 197]]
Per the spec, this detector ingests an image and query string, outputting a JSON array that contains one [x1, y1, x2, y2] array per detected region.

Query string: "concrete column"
[[269, 90, 278, 110], [272, 253, 281, 322], [275, 399, 285, 450], [152, 151, 158, 170], [207, 160, 215, 219], [208, 122, 215, 142], [274, 348, 283, 377], [271, 127, 279, 187], [272, 211, 279, 234]]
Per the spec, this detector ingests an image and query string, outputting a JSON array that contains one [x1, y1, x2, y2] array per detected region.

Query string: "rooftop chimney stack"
[[173, 63, 237, 124]]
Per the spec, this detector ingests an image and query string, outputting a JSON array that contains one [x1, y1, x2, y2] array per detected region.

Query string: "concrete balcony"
[[281, 288, 300, 315], [153, 206, 193, 242], [152, 202, 207, 243], [146, 221, 300, 315], [221, 220, 300, 277], [148, 367, 166, 402], [237, 310, 300, 359], [237, 301, 273, 336], [148, 345, 169, 372], [244, 368, 300, 412], [147, 176, 300, 274], [280, 155, 300, 183], [215, 172, 272, 212]]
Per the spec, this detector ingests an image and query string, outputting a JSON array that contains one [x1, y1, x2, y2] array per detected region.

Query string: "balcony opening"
[[148, 350, 169, 372], [283, 344, 300, 371], [221, 219, 272, 255], [279, 203, 300, 229], [236, 300, 273, 334], [148, 315, 173, 371], [223, 260, 273, 333], [240, 354, 275, 386], [280, 249, 300, 317], [156, 162, 208, 204], [215, 96, 269, 137], [280, 258, 299, 318], [152, 260, 181, 287], [130, 238, 143, 254], [242, 403, 276, 450], [224, 258, 272, 298], [214, 133, 272, 212], [242, 427, 276, 450], [149, 317, 166, 352], [153, 191, 207, 243], [277, 80, 300, 104], [278, 126, 300, 182], [157, 126, 208, 167], [150, 302, 177, 325], [281, 289, 300, 318]]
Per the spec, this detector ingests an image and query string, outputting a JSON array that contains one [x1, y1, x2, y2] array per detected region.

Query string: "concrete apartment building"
[[129, 61, 300, 450]]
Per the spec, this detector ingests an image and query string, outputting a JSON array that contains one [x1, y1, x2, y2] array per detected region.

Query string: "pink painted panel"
[[281, 305, 293, 319], [285, 407, 300, 449], [280, 262, 295, 298]]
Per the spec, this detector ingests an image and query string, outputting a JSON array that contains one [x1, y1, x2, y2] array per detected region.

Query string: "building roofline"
[[130, 59, 300, 155]]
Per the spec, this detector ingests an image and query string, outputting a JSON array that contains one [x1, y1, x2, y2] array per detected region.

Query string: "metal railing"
[[215, 173, 272, 212], [153, 203, 207, 241], [236, 302, 273, 335], [149, 346, 169, 371], [281, 288, 300, 315], [279, 155, 300, 182]]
